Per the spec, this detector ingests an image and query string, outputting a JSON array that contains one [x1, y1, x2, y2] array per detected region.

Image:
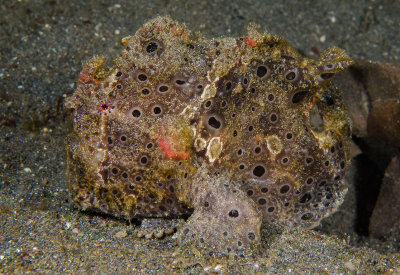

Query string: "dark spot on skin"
[[225, 81, 232, 91], [258, 198, 266, 205], [138, 74, 147, 81], [320, 73, 334, 80], [256, 66, 268, 78], [280, 185, 290, 193], [158, 85, 169, 93], [153, 106, 162, 115], [292, 91, 308, 103], [285, 71, 296, 80], [132, 109, 141, 118], [248, 232, 255, 240], [253, 165, 266, 177], [299, 193, 312, 203], [146, 42, 158, 53], [228, 209, 239, 218], [208, 116, 221, 129], [141, 88, 150, 95], [323, 95, 334, 106], [140, 156, 148, 164], [301, 213, 313, 220]]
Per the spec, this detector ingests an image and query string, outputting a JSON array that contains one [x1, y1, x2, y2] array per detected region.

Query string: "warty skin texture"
[[65, 16, 352, 257]]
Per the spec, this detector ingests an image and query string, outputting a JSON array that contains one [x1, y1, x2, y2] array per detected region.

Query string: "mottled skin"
[[65, 17, 352, 257]]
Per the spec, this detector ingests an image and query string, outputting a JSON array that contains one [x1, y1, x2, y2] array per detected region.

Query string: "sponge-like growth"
[[65, 16, 352, 258]]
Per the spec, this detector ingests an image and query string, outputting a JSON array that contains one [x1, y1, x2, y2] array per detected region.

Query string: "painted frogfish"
[[65, 16, 353, 258]]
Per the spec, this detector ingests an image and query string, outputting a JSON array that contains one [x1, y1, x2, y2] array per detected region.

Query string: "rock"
[[337, 61, 400, 146], [369, 156, 400, 238]]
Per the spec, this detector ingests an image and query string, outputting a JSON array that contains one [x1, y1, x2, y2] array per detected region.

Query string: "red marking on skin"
[[158, 136, 189, 159], [246, 37, 256, 47], [306, 96, 315, 113], [78, 71, 99, 84], [206, 51, 214, 58], [171, 25, 180, 35], [97, 101, 114, 115]]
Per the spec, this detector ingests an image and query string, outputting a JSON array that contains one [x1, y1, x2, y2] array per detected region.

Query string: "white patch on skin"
[[201, 83, 213, 100], [206, 137, 223, 163], [265, 135, 282, 156], [180, 105, 197, 116], [194, 137, 207, 152]]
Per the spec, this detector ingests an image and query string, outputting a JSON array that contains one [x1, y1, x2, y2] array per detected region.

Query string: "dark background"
[[1, 0, 399, 273]]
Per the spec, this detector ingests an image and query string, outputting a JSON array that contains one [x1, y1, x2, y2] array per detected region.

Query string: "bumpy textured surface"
[[65, 16, 352, 257]]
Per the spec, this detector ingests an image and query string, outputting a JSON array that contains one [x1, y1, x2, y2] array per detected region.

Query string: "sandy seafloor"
[[1, 0, 400, 273]]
